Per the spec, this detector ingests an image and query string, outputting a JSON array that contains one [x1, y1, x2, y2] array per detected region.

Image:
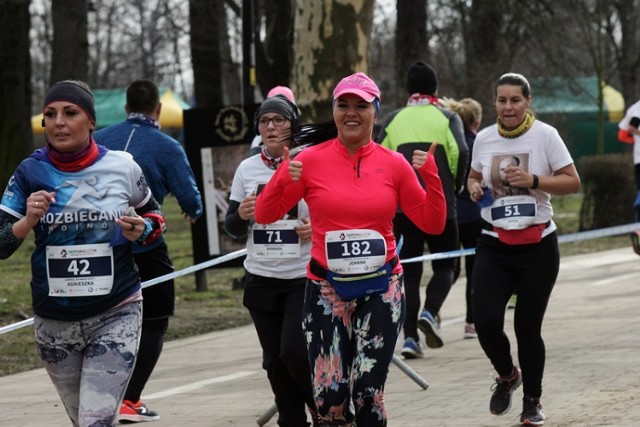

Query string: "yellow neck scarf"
[[497, 111, 536, 139]]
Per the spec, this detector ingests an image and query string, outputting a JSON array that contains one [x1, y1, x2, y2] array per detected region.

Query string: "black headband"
[[44, 82, 96, 124], [254, 95, 300, 134]]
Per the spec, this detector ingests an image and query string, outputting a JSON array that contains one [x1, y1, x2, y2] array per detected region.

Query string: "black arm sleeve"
[[630, 116, 640, 128], [135, 195, 162, 215], [224, 200, 249, 240], [0, 210, 24, 259], [449, 113, 469, 194]]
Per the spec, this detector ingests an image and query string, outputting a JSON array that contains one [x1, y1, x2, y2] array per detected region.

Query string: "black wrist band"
[[531, 174, 539, 189]]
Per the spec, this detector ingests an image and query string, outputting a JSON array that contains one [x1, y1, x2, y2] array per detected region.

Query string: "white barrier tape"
[[2, 223, 639, 335], [0, 318, 34, 335], [402, 248, 475, 264], [402, 222, 640, 264], [141, 248, 247, 289], [557, 222, 640, 244], [0, 248, 248, 336]]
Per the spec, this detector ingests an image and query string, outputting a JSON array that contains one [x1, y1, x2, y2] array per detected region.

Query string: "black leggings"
[[634, 164, 640, 222], [471, 232, 559, 398], [393, 214, 459, 340], [125, 317, 168, 402], [125, 244, 175, 402], [245, 274, 315, 426], [456, 220, 481, 324]]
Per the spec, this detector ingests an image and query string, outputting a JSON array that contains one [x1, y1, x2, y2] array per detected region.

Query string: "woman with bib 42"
[[0, 80, 166, 426], [467, 73, 580, 426], [255, 72, 446, 426]]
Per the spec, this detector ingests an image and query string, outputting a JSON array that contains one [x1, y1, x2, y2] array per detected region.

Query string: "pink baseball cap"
[[266, 86, 296, 102], [332, 72, 381, 102]]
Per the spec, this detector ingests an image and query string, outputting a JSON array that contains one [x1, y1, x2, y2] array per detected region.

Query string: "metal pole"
[[195, 269, 208, 292], [256, 403, 277, 426], [255, 355, 429, 425], [391, 354, 429, 390]]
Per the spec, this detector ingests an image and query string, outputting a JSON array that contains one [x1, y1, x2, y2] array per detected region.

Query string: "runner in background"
[[440, 96, 483, 339], [617, 98, 640, 253], [377, 61, 468, 357], [94, 79, 203, 423], [224, 94, 319, 426], [467, 72, 580, 426]]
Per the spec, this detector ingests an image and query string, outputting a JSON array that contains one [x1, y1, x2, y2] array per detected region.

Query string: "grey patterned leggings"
[[34, 301, 142, 427]]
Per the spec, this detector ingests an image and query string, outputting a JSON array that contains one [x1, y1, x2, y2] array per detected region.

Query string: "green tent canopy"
[[532, 76, 624, 122], [32, 87, 190, 134], [531, 76, 627, 160]]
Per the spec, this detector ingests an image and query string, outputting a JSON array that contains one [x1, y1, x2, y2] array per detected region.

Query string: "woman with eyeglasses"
[[224, 95, 318, 426]]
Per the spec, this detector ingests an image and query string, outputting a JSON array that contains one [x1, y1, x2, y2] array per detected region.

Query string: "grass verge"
[[0, 193, 631, 377], [0, 196, 250, 376]]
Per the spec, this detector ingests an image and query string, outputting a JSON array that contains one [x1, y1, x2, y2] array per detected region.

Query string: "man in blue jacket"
[[94, 80, 203, 423]]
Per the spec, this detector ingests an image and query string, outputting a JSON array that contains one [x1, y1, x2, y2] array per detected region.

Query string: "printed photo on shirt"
[[491, 153, 531, 199]]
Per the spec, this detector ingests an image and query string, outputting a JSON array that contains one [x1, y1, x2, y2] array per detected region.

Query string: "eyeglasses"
[[258, 116, 288, 128]]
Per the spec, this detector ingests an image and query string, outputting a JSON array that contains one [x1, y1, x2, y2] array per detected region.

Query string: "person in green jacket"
[[377, 61, 468, 358]]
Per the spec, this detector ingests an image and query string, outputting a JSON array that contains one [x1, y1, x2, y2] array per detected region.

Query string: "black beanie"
[[44, 81, 96, 125], [406, 61, 438, 95], [254, 95, 300, 134]]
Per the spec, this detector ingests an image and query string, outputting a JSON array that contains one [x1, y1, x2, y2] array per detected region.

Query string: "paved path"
[[1, 247, 639, 426]]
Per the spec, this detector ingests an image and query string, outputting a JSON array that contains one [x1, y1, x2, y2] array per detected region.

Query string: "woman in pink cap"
[[255, 72, 446, 426]]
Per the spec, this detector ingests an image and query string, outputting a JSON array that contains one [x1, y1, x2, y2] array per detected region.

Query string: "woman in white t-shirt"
[[467, 73, 581, 426], [224, 95, 318, 426]]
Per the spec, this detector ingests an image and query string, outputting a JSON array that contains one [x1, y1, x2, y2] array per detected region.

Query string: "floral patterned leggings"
[[302, 274, 405, 426]]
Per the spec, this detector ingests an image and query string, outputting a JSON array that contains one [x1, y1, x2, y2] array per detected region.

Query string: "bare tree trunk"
[[254, 0, 294, 97], [90, 2, 118, 88], [292, 0, 374, 120], [50, 0, 88, 84], [0, 0, 32, 187], [190, 0, 224, 107], [395, 0, 428, 106], [220, 2, 240, 105], [612, 0, 640, 103], [30, 1, 53, 103], [464, 0, 506, 122]]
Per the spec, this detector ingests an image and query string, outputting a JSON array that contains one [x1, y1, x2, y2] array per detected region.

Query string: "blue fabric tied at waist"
[[310, 257, 398, 300]]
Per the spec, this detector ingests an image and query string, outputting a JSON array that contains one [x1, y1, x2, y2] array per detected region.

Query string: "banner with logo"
[[184, 104, 259, 264]]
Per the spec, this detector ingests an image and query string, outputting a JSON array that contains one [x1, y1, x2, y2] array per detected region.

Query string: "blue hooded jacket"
[[94, 116, 203, 253]]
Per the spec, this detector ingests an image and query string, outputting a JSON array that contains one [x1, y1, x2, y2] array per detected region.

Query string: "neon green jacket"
[[377, 103, 467, 218]]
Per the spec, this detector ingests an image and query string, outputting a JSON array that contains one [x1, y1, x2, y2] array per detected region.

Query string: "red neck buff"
[[47, 137, 99, 172], [407, 93, 440, 106], [260, 145, 284, 170]]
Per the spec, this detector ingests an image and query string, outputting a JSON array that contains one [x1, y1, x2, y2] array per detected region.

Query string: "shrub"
[[579, 152, 635, 230]]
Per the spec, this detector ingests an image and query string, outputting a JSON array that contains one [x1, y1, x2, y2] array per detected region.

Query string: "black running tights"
[[471, 232, 559, 398], [393, 214, 459, 340], [124, 317, 168, 402]]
